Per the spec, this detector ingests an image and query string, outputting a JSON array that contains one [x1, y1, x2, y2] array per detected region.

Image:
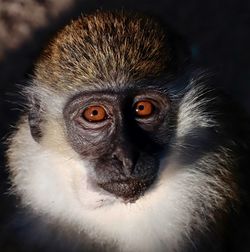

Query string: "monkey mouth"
[[97, 177, 155, 203]]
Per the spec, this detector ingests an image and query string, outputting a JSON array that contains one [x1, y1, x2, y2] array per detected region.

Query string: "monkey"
[[4, 10, 250, 252]]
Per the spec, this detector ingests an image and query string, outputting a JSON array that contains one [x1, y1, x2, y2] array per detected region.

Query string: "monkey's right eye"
[[82, 106, 107, 122]]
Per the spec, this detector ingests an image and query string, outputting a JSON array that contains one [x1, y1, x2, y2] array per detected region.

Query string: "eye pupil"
[[138, 105, 145, 111], [92, 110, 98, 116]]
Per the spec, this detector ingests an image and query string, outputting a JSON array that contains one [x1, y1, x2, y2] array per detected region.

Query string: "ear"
[[28, 96, 44, 142]]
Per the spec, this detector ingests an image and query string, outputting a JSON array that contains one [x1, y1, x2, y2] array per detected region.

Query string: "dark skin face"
[[63, 87, 175, 202]]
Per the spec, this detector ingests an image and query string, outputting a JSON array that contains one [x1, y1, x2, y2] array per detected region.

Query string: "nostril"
[[111, 154, 123, 165], [112, 153, 121, 161]]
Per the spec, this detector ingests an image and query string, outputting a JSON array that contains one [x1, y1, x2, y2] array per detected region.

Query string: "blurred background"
[[0, 0, 249, 250]]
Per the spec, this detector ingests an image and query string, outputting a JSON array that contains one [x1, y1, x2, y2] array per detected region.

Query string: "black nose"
[[93, 150, 159, 201], [112, 145, 138, 176]]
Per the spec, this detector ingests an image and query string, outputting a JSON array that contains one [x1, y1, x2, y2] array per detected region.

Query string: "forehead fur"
[[35, 11, 172, 91]]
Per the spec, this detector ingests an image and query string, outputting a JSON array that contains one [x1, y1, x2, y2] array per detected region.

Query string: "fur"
[[34, 10, 186, 91], [5, 10, 250, 252]]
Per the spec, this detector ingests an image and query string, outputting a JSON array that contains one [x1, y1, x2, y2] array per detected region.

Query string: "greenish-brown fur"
[[34, 10, 172, 91]]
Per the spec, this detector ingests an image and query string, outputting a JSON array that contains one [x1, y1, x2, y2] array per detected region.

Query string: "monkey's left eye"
[[134, 100, 155, 118], [82, 106, 107, 122]]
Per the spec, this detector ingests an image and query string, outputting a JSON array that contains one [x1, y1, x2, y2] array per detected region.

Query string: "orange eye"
[[82, 106, 107, 122], [134, 100, 154, 118]]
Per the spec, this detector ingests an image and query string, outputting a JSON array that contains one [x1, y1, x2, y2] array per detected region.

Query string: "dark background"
[[0, 0, 249, 250]]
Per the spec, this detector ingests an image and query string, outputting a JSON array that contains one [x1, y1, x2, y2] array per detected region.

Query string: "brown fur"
[[34, 10, 174, 91]]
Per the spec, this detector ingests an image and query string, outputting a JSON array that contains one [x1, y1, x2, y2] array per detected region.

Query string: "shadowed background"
[[0, 0, 249, 250]]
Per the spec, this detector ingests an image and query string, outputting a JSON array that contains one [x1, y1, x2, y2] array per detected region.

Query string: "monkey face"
[[63, 88, 174, 202], [10, 10, 188, 214]]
